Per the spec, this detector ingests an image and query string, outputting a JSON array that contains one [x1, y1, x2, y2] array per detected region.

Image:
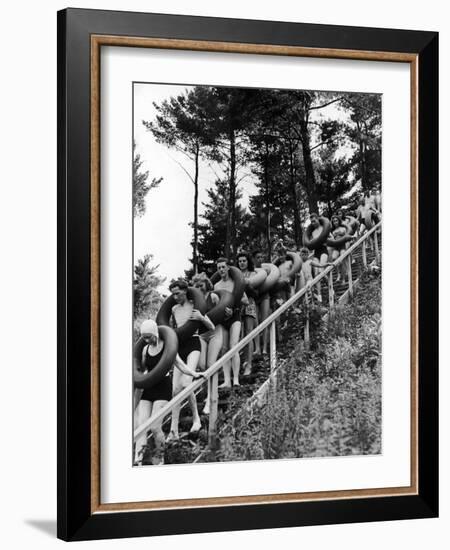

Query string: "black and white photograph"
[[132, 83, 382, 466]]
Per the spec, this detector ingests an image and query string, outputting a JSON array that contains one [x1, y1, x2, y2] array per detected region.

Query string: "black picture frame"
[[57, 7, 438, 541]]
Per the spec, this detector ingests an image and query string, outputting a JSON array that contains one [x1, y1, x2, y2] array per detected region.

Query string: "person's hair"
[[331, 215, 341, 227], [169, 279, 188, 291], [237, 252, 254, 272], [216, 257, 229, 266], [310, 212, 319, 220], [252, 249, 262, 258], [191, 272, 213, 291]]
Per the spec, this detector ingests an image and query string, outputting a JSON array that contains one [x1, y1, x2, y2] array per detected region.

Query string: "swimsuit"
[[177, 335, 201, 362], [222, 308, 241, 330], [313, 244, 328, 259], [134, 341, 172, 402]]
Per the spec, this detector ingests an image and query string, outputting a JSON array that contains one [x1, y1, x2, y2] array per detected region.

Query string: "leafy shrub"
[[217, 270, 382, 461]]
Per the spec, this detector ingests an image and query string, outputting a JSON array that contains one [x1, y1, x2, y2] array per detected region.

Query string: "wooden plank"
[[270, 321, 277, 373], [347, 253, 353, 297], [208, 372, 219, 449]]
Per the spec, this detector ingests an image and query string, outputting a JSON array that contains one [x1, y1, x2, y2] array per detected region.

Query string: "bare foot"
[[243, 363, 252, 376], [202, 404, 210, 415], [218, 382, 231, 389], [166, 431, 179, 443], [190, 420, 201, 433], [233, 380, 240, 387]]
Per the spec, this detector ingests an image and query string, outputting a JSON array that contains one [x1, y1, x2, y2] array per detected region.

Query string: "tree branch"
[[167, 153, 195, 185]]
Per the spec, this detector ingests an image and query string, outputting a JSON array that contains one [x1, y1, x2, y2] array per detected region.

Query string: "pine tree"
[[133, 141, 162, 218], [133, 254, 166, 319]]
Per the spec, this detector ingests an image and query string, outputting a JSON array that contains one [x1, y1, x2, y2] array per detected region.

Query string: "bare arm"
[[174, 355, 205, 379], [190, 308, 215, 331]]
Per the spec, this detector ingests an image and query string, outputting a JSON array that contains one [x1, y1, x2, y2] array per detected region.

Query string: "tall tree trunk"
[[289, 144, 302, 247], [193, 144, 199, 274], [228, 128, 237, 260], [299, 121, 318, 214], [357, 121, 368, 190], [264, 143, 272, 260]]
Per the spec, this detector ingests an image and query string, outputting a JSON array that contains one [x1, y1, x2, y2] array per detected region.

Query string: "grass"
[[216, 268, 382, 462]]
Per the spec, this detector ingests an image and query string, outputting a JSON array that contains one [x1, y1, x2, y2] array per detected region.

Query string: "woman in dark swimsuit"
[[133, 319, 204, 465], [237, 252, 257, 376], [191, 272, 223, 414]]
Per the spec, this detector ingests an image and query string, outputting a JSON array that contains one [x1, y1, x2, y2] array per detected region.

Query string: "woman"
[[327, 215, 352, 282], [133, 319, 204, 465], [191, 272, 224, 414], [214, 257, 247, 387], [237, 252, 258, 376]]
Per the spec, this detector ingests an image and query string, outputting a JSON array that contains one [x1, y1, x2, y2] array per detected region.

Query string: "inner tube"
[[326, 227, 354, 248], [259, 263, 280, 294], [247, 267, 267, 289], [344, 216, 359, 235], [211, 266, 246, 307], [244, 267, 267, 299], [156, 286, 207, 342], [284, 251, 302, 278], [133, 326, 178, 390], [204, 289, 234, 326], [304, 217, 331, 250], [326, 234, 353, 247]]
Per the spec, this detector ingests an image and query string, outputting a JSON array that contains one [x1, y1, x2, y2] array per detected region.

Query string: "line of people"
[[133, 188, 381, 465]]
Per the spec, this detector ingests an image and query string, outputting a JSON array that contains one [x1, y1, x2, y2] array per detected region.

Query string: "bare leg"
[[330, 249, 340, 280], [149, 400, 168, 464], [134, 399, 152, 464], [254, 306, 261, 355], [185, 350, 201, 432], [168, 368, 184, 440], [168, 350, 202, 437], [219, 328, 232, 388], [229, 320, 242, 386], [203, 326, 223, 414], [339, 248, 347, 280], [259, 296, 270, 354], [243, 315, 255, 375]]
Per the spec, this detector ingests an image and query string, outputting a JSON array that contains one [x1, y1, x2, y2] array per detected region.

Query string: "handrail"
[[134, 222, 381, 439]]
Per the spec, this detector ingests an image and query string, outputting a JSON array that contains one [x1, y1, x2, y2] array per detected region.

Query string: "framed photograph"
[[57, 8, 438, 541]]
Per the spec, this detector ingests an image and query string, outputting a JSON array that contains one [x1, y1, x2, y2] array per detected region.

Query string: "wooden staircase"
[[140, 231, 382, 465]]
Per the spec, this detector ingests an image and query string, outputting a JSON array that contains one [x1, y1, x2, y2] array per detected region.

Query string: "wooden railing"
[[134, 222, 381, 447]]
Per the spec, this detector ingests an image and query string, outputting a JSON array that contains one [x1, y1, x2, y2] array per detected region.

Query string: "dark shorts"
[[141, 374, 172, 402], [178, 335, 201, 362], [313, 245, 328, 260], [223, 308, 241, 330], [256, 291, 270, 305]]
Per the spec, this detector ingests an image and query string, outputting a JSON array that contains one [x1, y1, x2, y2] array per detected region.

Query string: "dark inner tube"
[[133, 325, 178, 389], [326, 230, 354, 247], [204, 289, 235, 325], [156, 286, 207, 342], [305, 217, 331, 249]]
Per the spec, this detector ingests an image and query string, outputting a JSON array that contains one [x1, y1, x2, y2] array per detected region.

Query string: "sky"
[[133, 83, 361, 292], [133, 83, 259, 291]]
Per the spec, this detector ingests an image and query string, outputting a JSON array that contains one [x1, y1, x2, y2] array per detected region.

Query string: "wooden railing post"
[[362, 238, 367, 269], [135, 223, 382, 444], [374, 230, 380, 264], [304, 289, 311, 350], [348, 253, 353, 297], [269, 321, 277, 373], [208, 372, 219, 449], [328, 270, 335, 318]]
